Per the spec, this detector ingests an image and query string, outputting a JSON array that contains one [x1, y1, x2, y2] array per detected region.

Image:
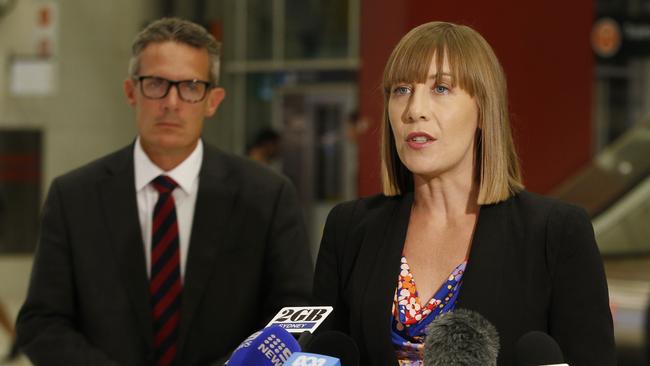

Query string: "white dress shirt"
[[134, 137, 202, 282]]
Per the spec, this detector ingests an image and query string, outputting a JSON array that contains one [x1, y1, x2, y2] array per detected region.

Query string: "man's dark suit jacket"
[[16, 142, 313, 365], [313, 190, 616, 366]]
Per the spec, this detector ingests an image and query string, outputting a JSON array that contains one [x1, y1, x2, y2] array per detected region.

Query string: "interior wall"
[[358, 1, 594, 196], [0, 0, 157, 196], [356, 1, 407, 196]]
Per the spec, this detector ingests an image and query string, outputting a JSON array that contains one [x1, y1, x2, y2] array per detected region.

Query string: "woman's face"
[[388, 54, 479, 182]]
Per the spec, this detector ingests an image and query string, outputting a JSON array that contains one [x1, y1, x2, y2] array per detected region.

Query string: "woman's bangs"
[[383, 37, 440, 92], [442, 39, 477, 96]]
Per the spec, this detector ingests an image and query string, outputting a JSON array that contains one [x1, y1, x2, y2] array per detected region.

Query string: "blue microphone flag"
[[226, 325, 300, 366]]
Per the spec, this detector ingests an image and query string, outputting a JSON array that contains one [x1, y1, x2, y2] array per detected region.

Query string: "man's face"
[[124, 41, 225, 158]]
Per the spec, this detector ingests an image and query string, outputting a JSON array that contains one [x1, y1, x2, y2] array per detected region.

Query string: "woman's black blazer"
[[313, 190, 616, 366]]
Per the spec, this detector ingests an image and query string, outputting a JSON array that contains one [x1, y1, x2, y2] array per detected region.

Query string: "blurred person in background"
[[0, 301, 18, 362], [312, 21, 615, 365], [344, 110, 368, 198], [246, 128, 281, 165], [0, 194, 17, 363], [16, 17, 311, 366]]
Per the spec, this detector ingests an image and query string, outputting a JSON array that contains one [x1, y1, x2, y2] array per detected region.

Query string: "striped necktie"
[[150, 175, 182, 366]]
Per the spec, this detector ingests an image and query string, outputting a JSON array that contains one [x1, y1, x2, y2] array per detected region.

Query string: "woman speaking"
[[312, 21, 615, 366]]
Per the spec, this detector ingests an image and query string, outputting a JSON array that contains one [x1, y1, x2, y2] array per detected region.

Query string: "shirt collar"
[[134, 137, 203, 194]]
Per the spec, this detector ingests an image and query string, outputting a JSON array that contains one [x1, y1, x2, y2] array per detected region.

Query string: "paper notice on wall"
[[9, 58, 56, 96]]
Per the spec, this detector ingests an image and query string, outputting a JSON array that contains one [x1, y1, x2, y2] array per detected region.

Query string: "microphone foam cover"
[[424, 309, 499, 366], [515, 331, 564, 366], [303, 330, 360, 366]]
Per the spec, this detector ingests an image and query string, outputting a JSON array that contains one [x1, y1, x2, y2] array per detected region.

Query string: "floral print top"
[[391, 256, 467, 365]]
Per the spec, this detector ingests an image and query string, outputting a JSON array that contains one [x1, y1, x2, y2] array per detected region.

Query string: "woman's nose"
[[406, 88, 430, 122]]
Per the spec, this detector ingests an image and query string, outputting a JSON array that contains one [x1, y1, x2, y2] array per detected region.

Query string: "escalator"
[[550, 119, 650, 364]]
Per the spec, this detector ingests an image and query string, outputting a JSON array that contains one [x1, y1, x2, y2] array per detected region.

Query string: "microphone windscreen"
[[227, 325, 300, 366], [424, 309, 499, 366], [515, 331, 565, 366], [302, 330, 360, 366]]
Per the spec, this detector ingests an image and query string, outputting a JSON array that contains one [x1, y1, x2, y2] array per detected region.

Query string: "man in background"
[[16, 17, 312, 366], [0, 300, 17, 362], [246, 128, 281, 165]]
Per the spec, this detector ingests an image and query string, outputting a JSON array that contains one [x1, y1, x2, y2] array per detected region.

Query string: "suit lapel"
[[99, 146, 153, 347], [361, 193, 412, 366], [177, 146, 238, 354], [456, 198, 510, 326]]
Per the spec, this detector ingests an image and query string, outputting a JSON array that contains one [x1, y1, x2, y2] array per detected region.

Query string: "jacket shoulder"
[[323, 193, 404, 249], [508, 190, 589, 221], [329, 194, 397, 219], [53, 145, 132, 188], [506, 190, 596, 266], [203, 144, 290, 190]]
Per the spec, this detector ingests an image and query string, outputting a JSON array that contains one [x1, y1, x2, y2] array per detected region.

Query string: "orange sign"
[[592, 18, 622, 58]]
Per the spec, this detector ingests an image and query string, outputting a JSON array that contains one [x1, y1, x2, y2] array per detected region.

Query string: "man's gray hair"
[[128, 17, 221, 85]]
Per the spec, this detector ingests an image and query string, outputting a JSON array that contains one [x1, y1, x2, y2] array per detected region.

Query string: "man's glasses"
[[135, 76, 212, 103]]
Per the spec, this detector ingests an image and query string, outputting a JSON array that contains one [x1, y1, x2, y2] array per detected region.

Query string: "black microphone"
[[423, 309, 499, 366], [515, 331, 568, 366], [301, 330, 360, 366]]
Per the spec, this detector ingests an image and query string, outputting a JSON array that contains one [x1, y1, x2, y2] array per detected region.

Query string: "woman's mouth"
[[406, 132, 436, 149]]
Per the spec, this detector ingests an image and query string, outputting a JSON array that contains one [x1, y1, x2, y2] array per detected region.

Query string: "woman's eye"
[[434, 85, 449, 94], [393, 86, 411, 95]]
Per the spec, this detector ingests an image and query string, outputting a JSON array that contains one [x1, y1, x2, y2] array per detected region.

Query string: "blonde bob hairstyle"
[[381, 21, 523, 204]]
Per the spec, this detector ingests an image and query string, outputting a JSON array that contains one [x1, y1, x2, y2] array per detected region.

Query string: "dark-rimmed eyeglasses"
[[135, 76, 212, 103]]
